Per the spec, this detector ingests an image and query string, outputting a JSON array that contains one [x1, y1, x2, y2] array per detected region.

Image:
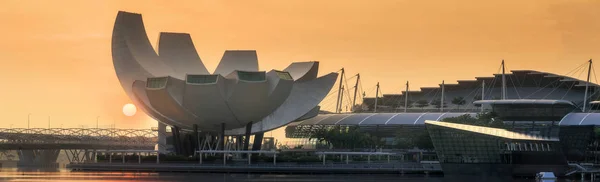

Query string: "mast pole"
[[481, 81, 485, 112], [404, 81, 409, 113], [340, 85, 345, 113], [441, 80, 445, 112], [352, 74, 360, 112], [374, 82, 380, 113], [502, 60, 506, 100], [335, 68, 345, 113], [584, 59, 592, 112]]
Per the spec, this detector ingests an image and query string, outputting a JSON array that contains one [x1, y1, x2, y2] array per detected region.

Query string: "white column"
[[322, 154, 326, 165], [346, 154, 349, 164]]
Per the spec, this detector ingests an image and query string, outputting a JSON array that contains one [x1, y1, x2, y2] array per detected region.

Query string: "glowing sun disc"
[[123, 104, 137, 116]]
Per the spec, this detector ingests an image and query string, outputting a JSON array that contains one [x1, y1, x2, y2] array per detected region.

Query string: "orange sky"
[[0, 0, 599, 133]]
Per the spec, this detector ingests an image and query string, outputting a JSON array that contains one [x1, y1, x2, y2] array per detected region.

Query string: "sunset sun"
[[122, 103, 137, 116]]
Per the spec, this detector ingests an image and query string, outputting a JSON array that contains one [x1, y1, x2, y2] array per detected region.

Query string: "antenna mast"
[[502, 60, 506, 100], [340, 85, 345, 113], [441, 80, 445, 112], [374, 82, 380, 113], [335, 68, 345, 113], [481, 81, 485, 112], [404, 81, 409, 113], [584, 59, 593, 112], [352, 74, 360, 112]]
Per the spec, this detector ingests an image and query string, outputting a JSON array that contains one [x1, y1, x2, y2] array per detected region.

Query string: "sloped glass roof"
[[425, 121, 559, 141], [293, 112, 477, 126], [559, 113, 600, 126]]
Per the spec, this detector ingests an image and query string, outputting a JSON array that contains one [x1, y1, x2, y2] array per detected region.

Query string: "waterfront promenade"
[[68, 162, 441, 175]]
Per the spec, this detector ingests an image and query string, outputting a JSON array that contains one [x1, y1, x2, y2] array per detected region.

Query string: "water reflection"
[[0, 168, 577, 182]]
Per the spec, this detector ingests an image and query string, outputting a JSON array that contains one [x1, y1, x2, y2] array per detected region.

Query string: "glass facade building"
[[426, 121, 568, 177]]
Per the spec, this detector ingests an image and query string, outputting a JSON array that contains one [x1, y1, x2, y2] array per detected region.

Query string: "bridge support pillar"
[[158, 122, 167, 154], [17, 149, 60, 168]]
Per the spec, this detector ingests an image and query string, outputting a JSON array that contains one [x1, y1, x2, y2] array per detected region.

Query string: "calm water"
[[0, 168, 579, 182]]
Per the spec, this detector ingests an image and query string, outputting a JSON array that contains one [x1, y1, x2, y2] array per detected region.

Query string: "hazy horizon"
[[0, 0, 598, 140]]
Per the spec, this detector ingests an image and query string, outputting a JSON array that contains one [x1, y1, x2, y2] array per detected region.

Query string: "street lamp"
[[96, 116, 100, 129]]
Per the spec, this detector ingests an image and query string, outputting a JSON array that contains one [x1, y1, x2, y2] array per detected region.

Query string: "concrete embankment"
[[68, 163, 442, 175]]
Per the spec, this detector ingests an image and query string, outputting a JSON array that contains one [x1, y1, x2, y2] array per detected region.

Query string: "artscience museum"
[[111, 11, 338, 154]]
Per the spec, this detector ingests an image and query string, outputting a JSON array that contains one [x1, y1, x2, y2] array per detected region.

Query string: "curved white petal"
[[112, 11, 154, 104], [132, 80, 190, 128], [158, 32, 209, 77], [182, 74, 237, 130], [283, 61, 319, 82], [113, 11, 175, 78], [265, 70, 294, 113], [224, 71, 270, 127], [113, 11, 183, 128], [145, 76, 206, 130], [225, 72, 338, 135], [213, 50, 259, 75], [294, 106, 321, 121]]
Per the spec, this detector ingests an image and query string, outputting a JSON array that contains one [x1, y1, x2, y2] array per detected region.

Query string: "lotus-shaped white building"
[[111, 11, 338, 136]]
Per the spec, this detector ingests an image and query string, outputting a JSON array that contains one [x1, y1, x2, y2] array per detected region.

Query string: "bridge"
[[0, 128, 157, 167]]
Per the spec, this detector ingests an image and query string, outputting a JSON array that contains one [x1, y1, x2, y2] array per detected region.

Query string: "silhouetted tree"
[[431, 99, 447, 109], [415, 100, 429, 111], [451, 96, 466, 110]]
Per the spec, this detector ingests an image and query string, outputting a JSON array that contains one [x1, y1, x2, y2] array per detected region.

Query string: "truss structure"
[[0, 128, 157, 150]]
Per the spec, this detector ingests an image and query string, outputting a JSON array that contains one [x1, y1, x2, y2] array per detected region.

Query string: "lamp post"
[[96, 116, 100, 129]]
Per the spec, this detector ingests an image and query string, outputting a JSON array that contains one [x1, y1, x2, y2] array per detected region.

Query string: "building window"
[[237, 71, 266, 81], [276, 71, 293, 80], [147, 77, 168, 88], [187, 75, 218, 84]]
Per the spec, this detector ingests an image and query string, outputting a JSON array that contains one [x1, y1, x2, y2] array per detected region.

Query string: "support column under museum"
[[243, 122, 252, 151], [219, 123, 225, 150], [252, 132, 264, 151], [251, 132, 264, 159], [158, 122, 167, 154], [171, 126, 182, 155], [193, 124, 199, 156], [242, 123, 252, 158]]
